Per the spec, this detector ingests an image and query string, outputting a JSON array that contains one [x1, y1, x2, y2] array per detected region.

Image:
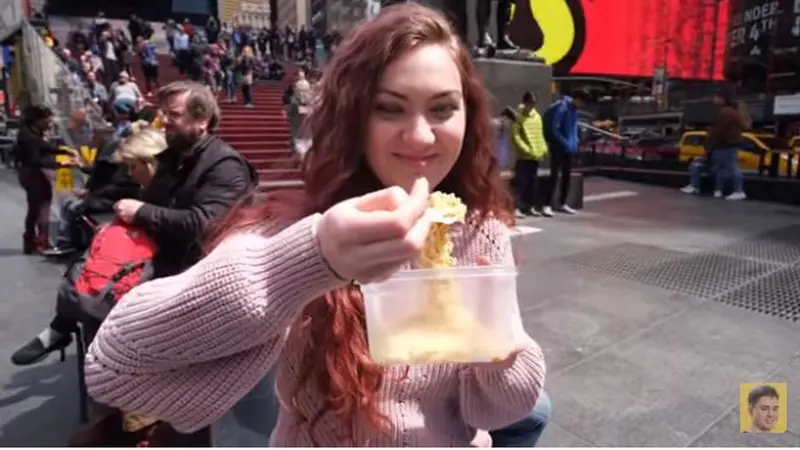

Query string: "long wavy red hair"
[[209, 2, 512, 445]]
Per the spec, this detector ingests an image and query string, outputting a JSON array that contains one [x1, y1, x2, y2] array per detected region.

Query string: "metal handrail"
[[579, 122, 630, 141]]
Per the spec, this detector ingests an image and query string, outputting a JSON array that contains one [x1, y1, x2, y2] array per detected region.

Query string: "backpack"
[[56, 220, 157, 324]]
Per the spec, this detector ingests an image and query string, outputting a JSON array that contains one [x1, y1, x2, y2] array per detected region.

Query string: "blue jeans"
[[225, 69, 236, 101], [710, 147, 743, 193], [211, 371, 278, 447], [490, 391, 552, 447], [211, 377, 551, 447], [688, 157, 707, 190]]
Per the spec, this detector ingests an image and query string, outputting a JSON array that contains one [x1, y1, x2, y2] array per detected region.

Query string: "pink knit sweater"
[[85, 214, 546, 447]]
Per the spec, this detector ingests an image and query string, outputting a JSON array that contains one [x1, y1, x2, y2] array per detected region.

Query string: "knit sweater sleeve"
[[84, 214, 345, 432], [457, 217, 546, 430]]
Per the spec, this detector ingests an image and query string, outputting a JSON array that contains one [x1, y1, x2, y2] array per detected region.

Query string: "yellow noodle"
[[370, 192, 506, 364]]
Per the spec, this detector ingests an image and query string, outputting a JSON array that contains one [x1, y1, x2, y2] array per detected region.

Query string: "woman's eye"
[[374, 103, 404, 115], [432, 104, 457, 113], [430, 104, 458, 119]]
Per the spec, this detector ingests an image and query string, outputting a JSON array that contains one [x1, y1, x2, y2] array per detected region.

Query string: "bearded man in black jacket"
[[112, 80, 258, 277]]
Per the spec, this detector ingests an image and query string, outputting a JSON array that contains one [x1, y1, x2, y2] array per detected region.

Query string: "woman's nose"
[[404, 116, 435, 147]]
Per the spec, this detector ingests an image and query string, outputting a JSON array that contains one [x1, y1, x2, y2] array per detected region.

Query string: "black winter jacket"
[[132, 135, 258, 277]]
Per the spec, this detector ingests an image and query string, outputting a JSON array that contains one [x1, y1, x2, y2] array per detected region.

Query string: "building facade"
[[726, 0, 800, 94], [218, 0, 271, 27]]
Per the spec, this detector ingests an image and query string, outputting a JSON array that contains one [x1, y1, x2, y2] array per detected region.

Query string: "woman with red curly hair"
[[84, 3, 547, 447]]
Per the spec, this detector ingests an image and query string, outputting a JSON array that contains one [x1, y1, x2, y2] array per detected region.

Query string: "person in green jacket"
[[512, 91, 548, 217]]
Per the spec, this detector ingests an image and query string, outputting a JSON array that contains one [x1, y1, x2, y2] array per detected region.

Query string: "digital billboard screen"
[[510, 0, 729, 80]]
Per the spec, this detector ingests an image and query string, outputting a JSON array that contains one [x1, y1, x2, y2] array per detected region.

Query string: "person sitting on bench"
[[11, 120, 166, 365], [43, 129, 141, 255]]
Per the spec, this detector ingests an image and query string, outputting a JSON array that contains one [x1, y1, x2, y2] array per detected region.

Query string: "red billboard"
[[510, 0, 729, 80]]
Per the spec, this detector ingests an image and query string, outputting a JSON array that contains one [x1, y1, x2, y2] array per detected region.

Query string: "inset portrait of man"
[[740, 383, 787, 434]]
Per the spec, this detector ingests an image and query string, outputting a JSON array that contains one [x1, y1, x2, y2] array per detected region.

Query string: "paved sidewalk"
[[0, 172, 797, 446], [521, 179, 800, 447], [0, 170, 81, 446]]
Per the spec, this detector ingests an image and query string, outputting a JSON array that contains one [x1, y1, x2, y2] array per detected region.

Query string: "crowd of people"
[[10, 3, 554, 447], [52, 11, 339, 118]]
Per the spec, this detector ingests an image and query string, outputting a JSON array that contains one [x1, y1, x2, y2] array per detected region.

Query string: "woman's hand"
[[470, 429, 492, 447], [317, 178, 432, 284], [60, 155, 81, 167], [471, 255, 526, 369]]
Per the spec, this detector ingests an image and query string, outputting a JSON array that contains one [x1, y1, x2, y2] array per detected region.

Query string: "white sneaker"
[[560, 205, 577, 215], [514, 209, 527, 219], [681, 185, 699, 194], [541, 206, 554, 217], [726, 191, 747, 201], [713, 190, 723, 198]]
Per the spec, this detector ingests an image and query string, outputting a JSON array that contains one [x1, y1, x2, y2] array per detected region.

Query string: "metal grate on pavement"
[[716, 224, 800, 264], [560, 242, 688, 278], [560, 241, 796, 323], [633, 253, 778, 299], [715, 266, 800, 323]]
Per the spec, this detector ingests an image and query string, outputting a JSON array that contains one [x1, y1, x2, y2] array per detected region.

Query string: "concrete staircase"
[[130, 55, 303, 188]]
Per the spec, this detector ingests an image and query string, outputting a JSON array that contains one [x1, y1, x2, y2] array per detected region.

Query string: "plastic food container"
[[362, 266, 522, 365]]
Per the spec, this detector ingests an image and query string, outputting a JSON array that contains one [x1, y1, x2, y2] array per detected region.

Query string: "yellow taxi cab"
[[678, 130, 798, 175], [790, 136, 800, 150]]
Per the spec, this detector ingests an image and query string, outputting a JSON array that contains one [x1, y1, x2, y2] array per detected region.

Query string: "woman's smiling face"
[[365, 43, 465, 193]]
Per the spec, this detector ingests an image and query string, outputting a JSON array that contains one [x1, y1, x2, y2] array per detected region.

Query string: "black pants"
[[17, 167, 52, 238], [141, 63, 159, 91], [177, 50, 191, 74], [50, 314, 77, 335], [514, 159, 540, 211], [241, 83, 253, 105], [102, 58, 119, 86], [543, 150, 573, 207]]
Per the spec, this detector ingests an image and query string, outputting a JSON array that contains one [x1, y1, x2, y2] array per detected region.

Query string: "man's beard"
[[166, 129, 202, 150]]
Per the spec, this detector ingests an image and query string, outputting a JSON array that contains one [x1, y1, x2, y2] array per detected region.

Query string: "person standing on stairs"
[[236, 46, 256, 108], [219, 41, 237, 103], [206, 16, 220, 44], [173, 28, 191, 75], [135, 36, 160, 96], [284, 69, 313, 159]]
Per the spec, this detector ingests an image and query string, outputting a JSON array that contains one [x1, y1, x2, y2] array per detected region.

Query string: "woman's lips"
[[393, 153, 437, 167]]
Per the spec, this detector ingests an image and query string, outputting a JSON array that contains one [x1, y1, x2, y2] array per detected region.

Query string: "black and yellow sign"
[[508, 0, 586, 73]]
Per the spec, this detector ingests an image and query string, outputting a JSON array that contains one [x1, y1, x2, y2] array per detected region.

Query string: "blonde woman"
[[236, 45, 256, 107], [285, 69, 313, 160], [69, 121, 170, 446], [113, 121, 168, 185]]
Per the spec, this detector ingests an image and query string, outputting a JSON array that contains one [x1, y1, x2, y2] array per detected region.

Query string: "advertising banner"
[[359, 0, 729, 80], [727, 0, 799, 64], [507, 0, 729, 79]]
